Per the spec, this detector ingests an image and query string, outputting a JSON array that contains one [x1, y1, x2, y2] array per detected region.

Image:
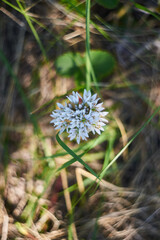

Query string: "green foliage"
[[55, 50, 116, 82], [89, 50, 116, 79], [60, 0, 85, 14], [55, 52, 84, 76], [95, 0, 119, 9], [56, 132, 101, 181]]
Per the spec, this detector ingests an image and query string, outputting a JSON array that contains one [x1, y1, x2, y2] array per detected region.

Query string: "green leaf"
[[95, 0, 119, 9], [56, 133, 100, 180], [89, 50, 116, 79], [55, 50, 116, 81], [55, 52, 84, 76]]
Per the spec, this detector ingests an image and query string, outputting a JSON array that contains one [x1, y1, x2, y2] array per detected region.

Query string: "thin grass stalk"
[[16, 0, 47, 60], [2, 0, 47, 60], [100, 106, 160, 179], [85, 0, 99, 93], [2, 0, 21, 12], [85, 0, 91, 90]]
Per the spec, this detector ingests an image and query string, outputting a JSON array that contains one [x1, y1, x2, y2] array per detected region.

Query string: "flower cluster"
[[50, 89, 108, 144]]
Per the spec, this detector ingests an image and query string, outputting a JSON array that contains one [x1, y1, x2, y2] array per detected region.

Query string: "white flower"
[[50, 89, 108, 144]]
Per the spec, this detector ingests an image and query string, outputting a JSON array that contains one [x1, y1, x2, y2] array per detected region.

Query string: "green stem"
[[85, 0, 99, 93], [86, 0, 91, 90]]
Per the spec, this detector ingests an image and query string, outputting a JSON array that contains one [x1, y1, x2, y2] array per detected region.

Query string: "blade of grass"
[[56, 151, 87, 173], [91, 20, 111, 41], [56, 126, 111, 172], [2, 0, 47, 60], [100, 106, 160, 179], [56, 132, 100, 180], [16, 0, 47, 60], [131, 1, 160, 21], [2, 0, 22, 12], [38, 126, 110, 161]]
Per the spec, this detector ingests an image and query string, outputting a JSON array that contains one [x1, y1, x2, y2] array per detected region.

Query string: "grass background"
[[0, 0, 160, 239]]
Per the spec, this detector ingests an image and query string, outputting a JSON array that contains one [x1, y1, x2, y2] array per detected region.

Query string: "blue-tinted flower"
[[50, 89, 108, 144]]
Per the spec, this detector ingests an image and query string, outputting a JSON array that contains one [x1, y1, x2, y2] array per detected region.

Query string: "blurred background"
[[0, 0, 160, 239]]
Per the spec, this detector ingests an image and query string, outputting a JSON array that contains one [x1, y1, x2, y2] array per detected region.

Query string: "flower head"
[[50, 89, 108, 144]]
